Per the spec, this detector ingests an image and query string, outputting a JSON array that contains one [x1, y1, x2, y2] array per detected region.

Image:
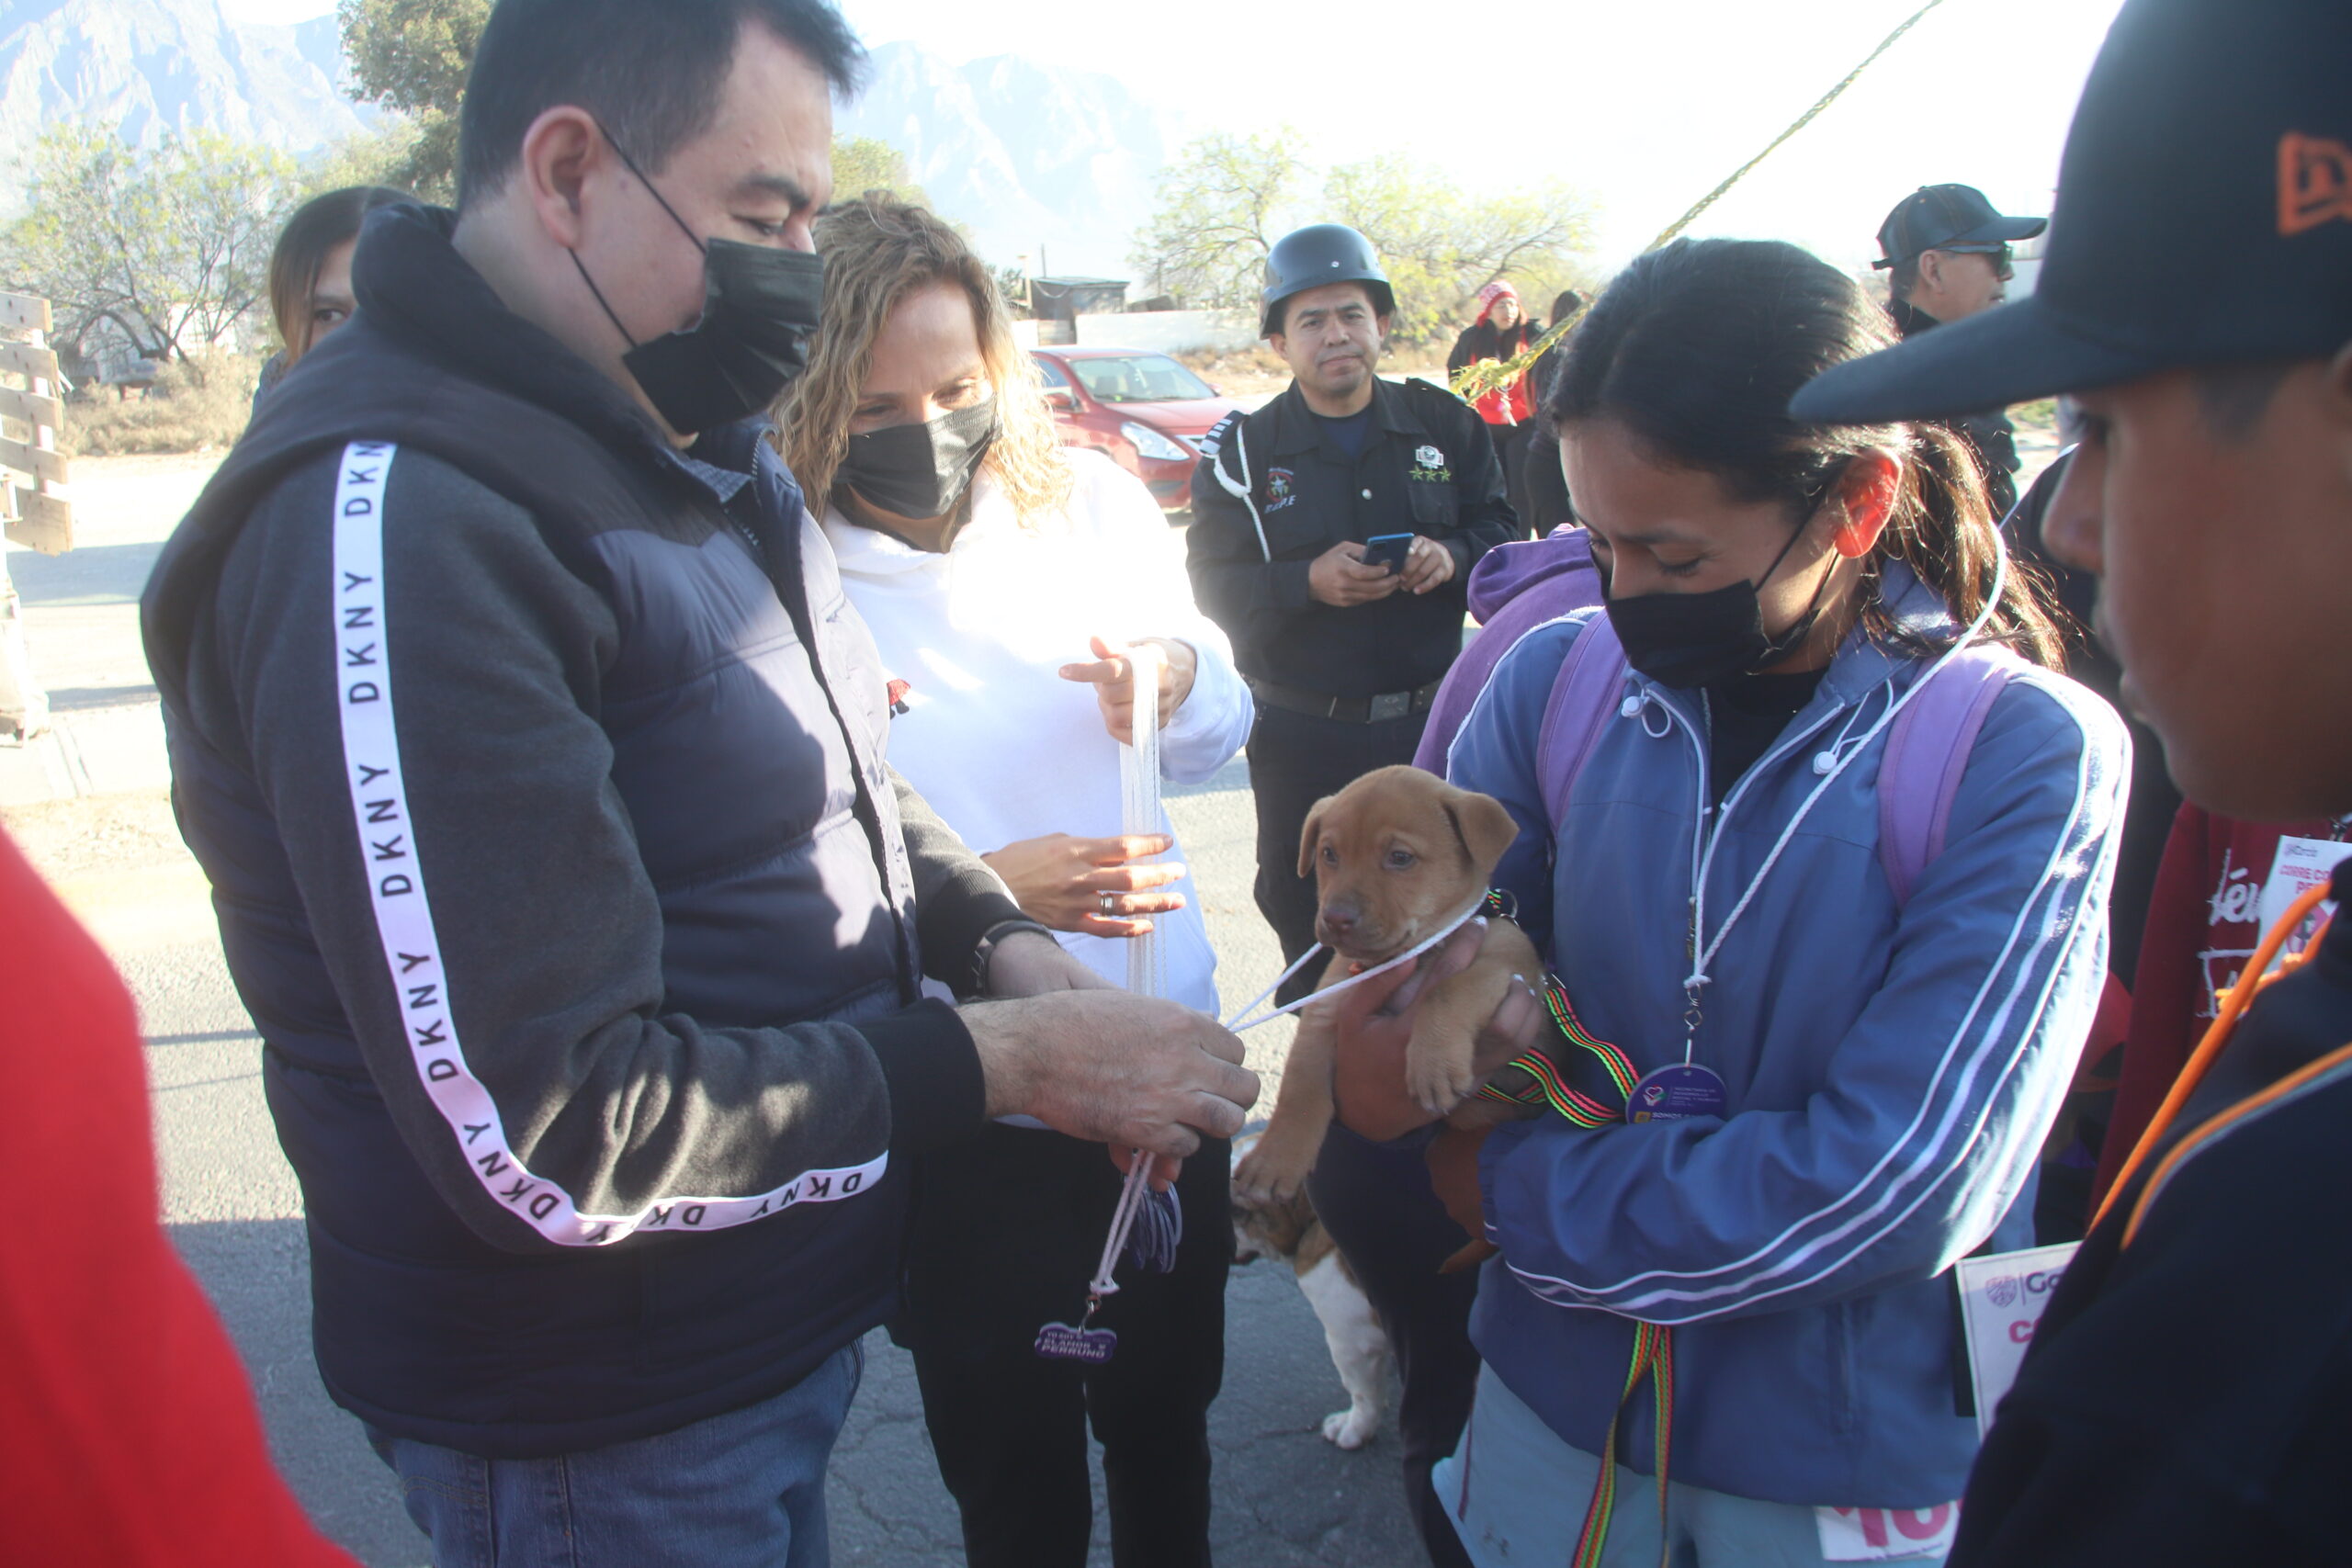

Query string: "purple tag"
[[1034, 1322, 1118, 1363], [1627, 1062, 1728, 1123]]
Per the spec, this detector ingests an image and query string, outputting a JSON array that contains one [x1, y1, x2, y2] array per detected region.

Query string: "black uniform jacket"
[[1951, 861, 2352, 1567], [1185, 377, 1516, 698]]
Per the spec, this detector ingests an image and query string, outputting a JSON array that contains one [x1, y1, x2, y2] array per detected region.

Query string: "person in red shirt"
[[2090, 807, 2350, 1206], [0, 825, 356, 1568], [1447, 280, 1542, 535]]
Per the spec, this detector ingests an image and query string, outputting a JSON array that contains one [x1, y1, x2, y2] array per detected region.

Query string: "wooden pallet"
[[0, 292, 72, 558]]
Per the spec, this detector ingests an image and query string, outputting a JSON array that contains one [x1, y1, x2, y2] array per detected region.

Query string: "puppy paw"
[[1405, 1051, 1480, 1117], [1321, 1406, 1378, 1450], [1234, 1136, 1316, 1201]]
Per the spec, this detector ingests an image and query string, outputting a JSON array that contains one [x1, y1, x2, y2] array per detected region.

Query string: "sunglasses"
[[1935, 243, 2015, 280]]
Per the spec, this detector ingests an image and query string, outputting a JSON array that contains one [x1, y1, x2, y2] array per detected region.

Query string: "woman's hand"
[[982, 832, 1186, 938], [1329, 919, 1550, 1142], [1060, 636, 1198, 746], [1425, 1124, 1493, 1243]]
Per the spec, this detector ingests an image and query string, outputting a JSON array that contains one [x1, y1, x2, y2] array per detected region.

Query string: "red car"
[[1030, 346, 1241, 516]]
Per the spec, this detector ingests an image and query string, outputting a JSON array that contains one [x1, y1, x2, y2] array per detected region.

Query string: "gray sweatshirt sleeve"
[[887, 764, 1029, 996], [210, 448, 982, 1253]]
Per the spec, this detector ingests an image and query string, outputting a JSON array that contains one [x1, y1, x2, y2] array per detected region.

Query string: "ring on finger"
[[1100, 891, 1118, 916]]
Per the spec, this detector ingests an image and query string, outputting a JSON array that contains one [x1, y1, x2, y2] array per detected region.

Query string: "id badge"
[[1952, 1242, 2077, 1438], [1815, 1503, 1960, 1562], [2258, 836, 2350, 951], [1626, 1062, 1727, 1122]]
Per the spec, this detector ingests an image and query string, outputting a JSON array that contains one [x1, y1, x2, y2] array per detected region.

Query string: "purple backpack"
[[1532, 612, 2030, 903]]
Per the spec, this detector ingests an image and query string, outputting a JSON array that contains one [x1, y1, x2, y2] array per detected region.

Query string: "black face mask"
[[1602, 516, 1836, 690], [570, 128, 824, 435], [836, 401, 1000, 522]]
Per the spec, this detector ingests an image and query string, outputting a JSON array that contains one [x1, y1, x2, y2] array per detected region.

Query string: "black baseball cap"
[[1871, 184, 2045, 269], [1795, 0, 2352, 425]]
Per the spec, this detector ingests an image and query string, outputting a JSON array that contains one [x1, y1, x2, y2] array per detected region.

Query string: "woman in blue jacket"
[[1396, 239, 2128, 1565]]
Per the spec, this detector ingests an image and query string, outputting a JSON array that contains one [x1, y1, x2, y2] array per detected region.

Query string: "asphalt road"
[[2, 456, 1432, 1568]]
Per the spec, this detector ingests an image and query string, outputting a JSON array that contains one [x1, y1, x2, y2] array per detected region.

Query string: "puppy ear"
[[1297, 795, 1338, 878], [1448, 787, 1520, 872]]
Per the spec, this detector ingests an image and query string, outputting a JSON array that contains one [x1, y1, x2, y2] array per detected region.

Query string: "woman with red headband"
[[1447, 279, 1542, 535]]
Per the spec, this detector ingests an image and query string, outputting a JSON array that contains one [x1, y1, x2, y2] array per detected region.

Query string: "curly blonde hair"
[[777, 194, 1073, 525]]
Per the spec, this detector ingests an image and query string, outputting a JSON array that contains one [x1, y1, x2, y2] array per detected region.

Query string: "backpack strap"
[[1534, 614, 1630, 829], [1877, 645, 2034, 905]]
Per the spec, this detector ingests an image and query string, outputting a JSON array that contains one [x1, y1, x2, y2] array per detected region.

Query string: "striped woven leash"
[[1452, 909, 1669, 1565], [1572, 1321, 1676, 1568], [1477, 975, 1641, 1127]]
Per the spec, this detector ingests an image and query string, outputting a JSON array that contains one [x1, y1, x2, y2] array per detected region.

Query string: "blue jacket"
[[1444, 583, 2127, 1507], [141, 205, 1018, 1457]]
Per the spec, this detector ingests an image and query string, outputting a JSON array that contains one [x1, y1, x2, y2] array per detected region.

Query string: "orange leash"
[[2088, 879, 2335, 1234]]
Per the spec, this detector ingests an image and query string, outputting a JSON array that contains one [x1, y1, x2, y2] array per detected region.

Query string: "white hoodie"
[[821, 450, 1250, 1015]]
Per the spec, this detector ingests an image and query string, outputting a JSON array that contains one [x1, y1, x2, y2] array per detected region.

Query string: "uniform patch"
[[1408, 445, 1451, 484], [1265, 467, 1297, 512], [1200, 410, 1242, 460]]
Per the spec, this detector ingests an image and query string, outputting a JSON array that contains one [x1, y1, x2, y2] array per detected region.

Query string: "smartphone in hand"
[[1359, 533, 1414, 574]]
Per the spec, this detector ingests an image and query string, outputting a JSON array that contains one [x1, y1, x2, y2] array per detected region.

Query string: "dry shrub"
[[61, 355, 260, 457]]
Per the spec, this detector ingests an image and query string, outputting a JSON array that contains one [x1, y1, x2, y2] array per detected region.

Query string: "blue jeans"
[[1434, 1365, 1954, 1568], [367, 1342, 862, 1568]]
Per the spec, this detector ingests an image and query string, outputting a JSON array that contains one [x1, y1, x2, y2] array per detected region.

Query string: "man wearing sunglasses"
[[1873, 182, 2048, 513]]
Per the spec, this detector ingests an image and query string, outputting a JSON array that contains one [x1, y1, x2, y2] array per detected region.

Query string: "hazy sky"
[[222, 0, 2128, 269]]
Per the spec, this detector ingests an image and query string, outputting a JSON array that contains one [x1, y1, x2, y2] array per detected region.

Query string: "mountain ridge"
[[0, 5, 1171, 279], [0, 0, 367, 190]]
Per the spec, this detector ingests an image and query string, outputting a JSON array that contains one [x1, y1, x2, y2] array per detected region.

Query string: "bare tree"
[[1129, 130, 1305, 309], [1325, 153, 1595, 344], [0, 127, 300, 372]]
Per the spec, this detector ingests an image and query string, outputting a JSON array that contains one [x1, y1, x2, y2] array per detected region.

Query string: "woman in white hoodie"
[[780, 197, 1250, 1568]]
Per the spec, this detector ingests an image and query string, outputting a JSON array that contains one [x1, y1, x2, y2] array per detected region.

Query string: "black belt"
[[1249, 676, 1443, 725]]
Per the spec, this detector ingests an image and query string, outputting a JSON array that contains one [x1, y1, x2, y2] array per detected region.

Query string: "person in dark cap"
[[135, 1, 1259, 1559], [1872, 183, 2048, 513], [1186, 222, 1513, 1568], [1795, 2, 2352, 1562]]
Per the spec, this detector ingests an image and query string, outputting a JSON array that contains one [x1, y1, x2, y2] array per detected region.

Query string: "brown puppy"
[[1228, 1129, 1392, 1449], [1234, 766, 1540, 1203]]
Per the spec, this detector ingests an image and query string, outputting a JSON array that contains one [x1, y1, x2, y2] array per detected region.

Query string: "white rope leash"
[[1091, 645, 1166, 1303], [1220, 895, 1492, 1036], [1089, 660, 1489, 1300]]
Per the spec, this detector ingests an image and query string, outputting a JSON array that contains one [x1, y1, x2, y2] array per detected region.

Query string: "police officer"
[[1872, 183, 2048, 514], [1188, 224, 1516, 1007], [1187, 225, 1510, 1568]]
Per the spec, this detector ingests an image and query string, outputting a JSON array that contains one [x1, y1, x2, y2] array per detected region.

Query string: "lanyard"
[[2091, 877, 2335, 1235], [1674, 536, 2010, 1060]]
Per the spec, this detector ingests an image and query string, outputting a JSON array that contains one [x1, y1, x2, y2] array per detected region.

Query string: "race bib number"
[[2258, 836, 2350, 948], [1954, 1242, 2077, 1438], [1815, 1503, 1960, 1562]]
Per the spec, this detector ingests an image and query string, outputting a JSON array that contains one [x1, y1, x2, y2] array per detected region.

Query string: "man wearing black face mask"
[[136, 1, 1258, 1561]]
